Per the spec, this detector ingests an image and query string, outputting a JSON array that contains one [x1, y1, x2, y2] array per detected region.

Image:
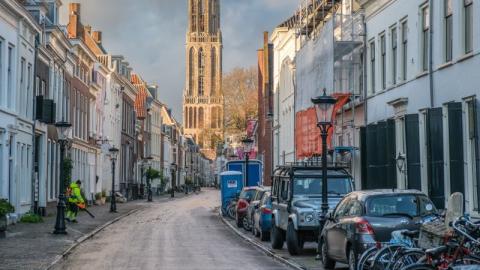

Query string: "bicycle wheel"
[[371, 244, 403, 270], [400, 263, 435, 270], [451, 255, 480, 266], [392, 249, 426, 270], [357, 246, 378, 270]]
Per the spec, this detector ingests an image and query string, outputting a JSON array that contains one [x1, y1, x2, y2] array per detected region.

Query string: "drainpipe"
[[428, 0, 434, 108], [31, 34, 39, 214], [362, 12, 368, 126]]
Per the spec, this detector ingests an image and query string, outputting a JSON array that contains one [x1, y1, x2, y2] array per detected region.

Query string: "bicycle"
[[400, 216, 480, 270]]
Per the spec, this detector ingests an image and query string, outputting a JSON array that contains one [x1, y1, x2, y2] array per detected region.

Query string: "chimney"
[[92, 31, 102, 44], [84, 25, 92, 34], [67, 3, 81, 38]]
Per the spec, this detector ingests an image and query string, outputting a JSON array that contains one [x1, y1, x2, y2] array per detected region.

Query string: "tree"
[[222, 66, 258, 139]]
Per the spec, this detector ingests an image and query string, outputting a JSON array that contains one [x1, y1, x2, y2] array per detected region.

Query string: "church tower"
[[184, 0, 223, 159]]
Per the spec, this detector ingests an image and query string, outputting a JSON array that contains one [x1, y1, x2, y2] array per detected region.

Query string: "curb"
[[45, 207, 144, 270], [219, 212, 306, 270]]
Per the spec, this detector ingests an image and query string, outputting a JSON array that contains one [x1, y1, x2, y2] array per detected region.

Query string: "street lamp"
[[185, 166, 189, 195], [53, 121, 72, 235], [241, 137, 254, 186], [143, 157, 154, 202], [311, 89, 336, 220], [109, 146, 119, 213], [170, 162, 177, 198]]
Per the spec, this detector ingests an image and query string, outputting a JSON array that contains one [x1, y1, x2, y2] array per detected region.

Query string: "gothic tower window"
[[211, 48, 216, 96], [188, 47, 195, 95], [198, 48, 205, 96], [188, 107, 193, 128], [211, 107, 217, 129], [199, 0, 205, 32], [199, 107, 204, 128], [191, 0, 197, 32], [194, 107, 197, 128], [211, 0, 217, 33]]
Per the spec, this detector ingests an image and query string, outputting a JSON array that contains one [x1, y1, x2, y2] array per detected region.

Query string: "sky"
[[59, 0, 300, 121]]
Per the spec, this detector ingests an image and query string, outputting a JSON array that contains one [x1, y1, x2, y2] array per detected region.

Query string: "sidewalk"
[[221, 215, 348, 270], [0, 192, 188, 270]]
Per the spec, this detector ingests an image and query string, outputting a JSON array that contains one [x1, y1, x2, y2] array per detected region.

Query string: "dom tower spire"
[[184, 0, 223, 159]]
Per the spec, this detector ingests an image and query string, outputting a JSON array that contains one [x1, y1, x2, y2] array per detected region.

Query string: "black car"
[[320, 189, 437, 270]]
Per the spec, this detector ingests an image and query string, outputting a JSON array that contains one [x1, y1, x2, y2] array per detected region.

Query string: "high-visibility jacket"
[[68, 182, 85, 204]]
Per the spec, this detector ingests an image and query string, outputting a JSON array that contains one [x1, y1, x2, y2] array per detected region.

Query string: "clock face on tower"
[[183, 0, 224, 159]]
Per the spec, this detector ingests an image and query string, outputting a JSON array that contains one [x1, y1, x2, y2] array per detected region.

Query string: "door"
[[447, 103, 465, 196], [277, 178, 290, 230], [325, 197, 351, 260], [405, 114, 422, 190], [427, 108, 445, 209]]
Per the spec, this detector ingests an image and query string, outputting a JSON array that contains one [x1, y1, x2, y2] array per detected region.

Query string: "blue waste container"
[[220, 171, 243, 216]]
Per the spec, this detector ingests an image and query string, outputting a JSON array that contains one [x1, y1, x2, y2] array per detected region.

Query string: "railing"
[[184, 96, 223, 104]]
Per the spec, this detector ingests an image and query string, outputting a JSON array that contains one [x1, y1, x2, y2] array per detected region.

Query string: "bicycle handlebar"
[[452, 217, 480, 245]]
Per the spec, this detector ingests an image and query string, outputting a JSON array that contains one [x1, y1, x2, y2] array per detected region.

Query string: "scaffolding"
[[293, 0, 365, 178]]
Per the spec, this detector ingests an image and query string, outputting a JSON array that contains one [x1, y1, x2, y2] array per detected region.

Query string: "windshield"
[[292, 178, 352, 196], [239, 190, 256, 201], [366, 195, 436, 217]]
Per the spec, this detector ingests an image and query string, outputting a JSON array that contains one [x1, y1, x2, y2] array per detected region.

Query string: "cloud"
[[60, 0, 299, 121]]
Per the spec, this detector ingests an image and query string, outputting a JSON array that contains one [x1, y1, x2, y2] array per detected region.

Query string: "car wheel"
[[243, 217, 251, 231], [270, 218, 284, 250], [286, 221, 303, 255], [236, 215, 243, 228], [348, 248, 357, 270], [321, 239, 336, 269], [260, 230, 270, 241]]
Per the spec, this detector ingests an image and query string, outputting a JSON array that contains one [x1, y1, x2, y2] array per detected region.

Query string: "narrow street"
[[53, 189, 289, 270]]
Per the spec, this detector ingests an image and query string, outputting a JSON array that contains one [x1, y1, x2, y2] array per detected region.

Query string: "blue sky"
[[60, 0, 299, 120]]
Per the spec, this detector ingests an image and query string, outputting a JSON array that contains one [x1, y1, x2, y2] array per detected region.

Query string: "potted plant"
[[101, 190, 107, 205], [94, 192, 102, 205], [0, 199, 14, 234]]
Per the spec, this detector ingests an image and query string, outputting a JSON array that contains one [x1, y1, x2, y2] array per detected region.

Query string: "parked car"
[[270, 165, 354, 255], [252, 191, 273, 241], [235, 186, 260, 228], [320, 189, 437, 270], [244, 187, 270, 231]]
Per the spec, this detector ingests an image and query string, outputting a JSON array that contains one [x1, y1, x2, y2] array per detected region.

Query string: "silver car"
[[270, 166, 354, 255]]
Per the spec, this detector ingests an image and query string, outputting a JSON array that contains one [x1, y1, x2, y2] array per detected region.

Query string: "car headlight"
[[305, 214, 314, 223]]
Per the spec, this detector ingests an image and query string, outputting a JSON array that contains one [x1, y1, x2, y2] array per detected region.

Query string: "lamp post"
[[143, 157, 154, 202], [241, 137, 254, 186], [109, 146, 119, 213], [185, 166, 189, 195], [396, 152, 407, 188], [170, 163, 177, 198], [53, 121, 72, 235], [311, 89, 336, 221]]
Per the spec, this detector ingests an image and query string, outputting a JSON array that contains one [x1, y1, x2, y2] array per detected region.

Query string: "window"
[[211, 48, 216, 95], [401, 20, 408, 81], [445, 0, 453, 62], [20, 58, 26, 116], [391, 27, 397, 85], [348, 200, 363, 216], [334, 198, 351, 219], [380, 34, 386, 89], [7, 45, 14, 108], [198, 48, 205, 96], [188, 48, 194, 95], [464, 0, 473, 53], [0, 39, 2, 105], [27, 63, 32, 118], [370, 41, 376, 93], [35, 76, 40, 96], [422, 5, 430, 71]]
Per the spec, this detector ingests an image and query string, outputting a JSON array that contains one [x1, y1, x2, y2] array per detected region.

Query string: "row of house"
[[256, 0, 480, 213], [0, 0, 212, 220]]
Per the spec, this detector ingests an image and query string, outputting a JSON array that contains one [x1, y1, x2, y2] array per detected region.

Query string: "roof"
[[131, 73, 149, 119], [349, 189, 426, 201]]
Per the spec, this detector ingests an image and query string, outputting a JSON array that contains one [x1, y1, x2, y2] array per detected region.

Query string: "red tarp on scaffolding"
[[295, 93, 350, 159]]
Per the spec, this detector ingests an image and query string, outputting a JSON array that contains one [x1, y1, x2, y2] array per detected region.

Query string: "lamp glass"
[[311, 90, 336, 125], [242, 138, 254, 153], [109, 147, 119, 160], [55, 122, 72, 141]]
